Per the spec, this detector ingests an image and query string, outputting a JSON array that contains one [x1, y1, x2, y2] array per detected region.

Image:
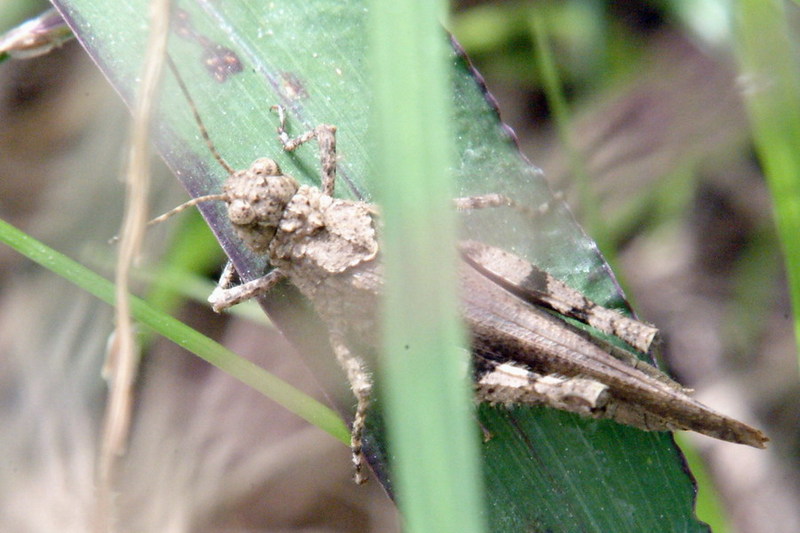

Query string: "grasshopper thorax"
[[223, 157, 299, 253]]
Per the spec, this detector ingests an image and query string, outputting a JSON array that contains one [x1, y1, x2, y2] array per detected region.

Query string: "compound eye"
[[227, 199, 255, 225], [250, 158, 282, 176]]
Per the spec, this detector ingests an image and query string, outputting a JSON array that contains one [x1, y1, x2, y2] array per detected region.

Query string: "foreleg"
[[208, 261, 287, 312]]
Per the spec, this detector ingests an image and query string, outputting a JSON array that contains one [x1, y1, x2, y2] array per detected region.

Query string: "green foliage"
[[370, 1, 486, 532], [0, 217, 349, 443], [24, 0, 760, 530], [734, 0, 800, 367]]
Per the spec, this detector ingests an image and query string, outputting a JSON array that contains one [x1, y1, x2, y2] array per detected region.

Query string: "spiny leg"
[[271, 105, 338, 196], [459, 240, 663, 357], [329, 330, 372, 484], [455, 193, 664, 358], [208, 262, 287, 312]]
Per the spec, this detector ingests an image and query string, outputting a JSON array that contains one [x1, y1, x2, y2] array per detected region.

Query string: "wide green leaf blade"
[[53, 1, 707, 530]]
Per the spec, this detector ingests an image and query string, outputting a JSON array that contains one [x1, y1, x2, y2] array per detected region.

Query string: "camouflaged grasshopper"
[[160, 61, 767, 483]]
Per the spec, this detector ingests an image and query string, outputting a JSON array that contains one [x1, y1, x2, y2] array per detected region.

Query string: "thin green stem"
[[734, 0, 800, 369], [370, 0, 487, 531], [0, 217, 349, 444]]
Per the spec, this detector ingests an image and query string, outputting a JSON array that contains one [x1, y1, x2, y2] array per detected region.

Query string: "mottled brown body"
[[269, 185, 383, 344], [209, 146, 767, 455], [165, 64, 766, 481]]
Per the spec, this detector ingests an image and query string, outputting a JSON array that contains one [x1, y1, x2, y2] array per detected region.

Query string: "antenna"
[[134, 56, 240, 230], [166, 54, 235, 175], [146, 192, 227, 226]]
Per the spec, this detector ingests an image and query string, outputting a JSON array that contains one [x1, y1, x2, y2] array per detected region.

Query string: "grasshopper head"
[[223, 157, 299, 253]]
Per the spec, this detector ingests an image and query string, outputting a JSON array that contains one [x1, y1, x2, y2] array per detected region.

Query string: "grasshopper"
[[160, 60, 767, 483]]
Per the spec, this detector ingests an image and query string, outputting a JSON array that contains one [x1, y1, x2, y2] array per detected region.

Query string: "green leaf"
[[53, 0, 707, 530], [735, 0, 800, 370], [0, 216, 349, 443], [370, 1, 486, 532]]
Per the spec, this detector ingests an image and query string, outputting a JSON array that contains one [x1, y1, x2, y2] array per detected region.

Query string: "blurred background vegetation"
[[451, 2, 799, 532], [0, 0, 797, 531]]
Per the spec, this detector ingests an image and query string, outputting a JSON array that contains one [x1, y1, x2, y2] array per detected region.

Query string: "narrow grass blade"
[[0, 216, 349, 444], [370, 1, 486, 532], [734, 0, 800, 367]]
